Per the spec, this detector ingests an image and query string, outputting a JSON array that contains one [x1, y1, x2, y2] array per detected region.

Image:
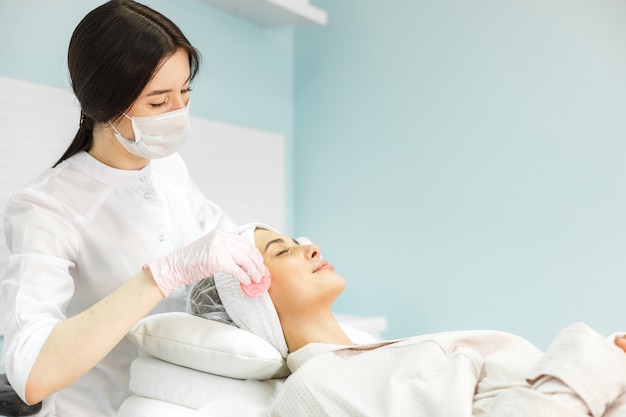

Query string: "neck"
[[89, 123, 150, 170], [279, 310, 354, 353]]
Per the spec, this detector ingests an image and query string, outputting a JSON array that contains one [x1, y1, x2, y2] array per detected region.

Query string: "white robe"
[[271, 323, 626, 417], [2, 151, 235, 416]]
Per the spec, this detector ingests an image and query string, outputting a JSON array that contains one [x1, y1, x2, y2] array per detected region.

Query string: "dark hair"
[[54, 0, 201, 167]]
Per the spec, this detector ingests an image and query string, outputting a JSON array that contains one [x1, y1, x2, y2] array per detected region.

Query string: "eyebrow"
[[145, 89, 172, 97], [145, 77, 192, 97], [263, 237, 300, 253]]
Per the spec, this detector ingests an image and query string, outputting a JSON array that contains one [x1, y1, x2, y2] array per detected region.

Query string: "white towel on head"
[[214, 223, 289, 358]]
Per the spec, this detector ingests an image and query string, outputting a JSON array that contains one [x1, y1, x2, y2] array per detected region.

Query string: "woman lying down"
[[187, 223, 626, 417]]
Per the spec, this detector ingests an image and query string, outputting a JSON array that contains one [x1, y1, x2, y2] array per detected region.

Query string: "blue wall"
[[294, 0, 626, 348]]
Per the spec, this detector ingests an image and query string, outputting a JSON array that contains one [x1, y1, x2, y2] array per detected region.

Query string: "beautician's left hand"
[[145, 229, 265, 297]]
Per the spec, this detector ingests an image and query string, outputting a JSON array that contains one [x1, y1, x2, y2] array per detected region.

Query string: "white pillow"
[[127, 356, 284, 412], [128, 312, 287, 380]]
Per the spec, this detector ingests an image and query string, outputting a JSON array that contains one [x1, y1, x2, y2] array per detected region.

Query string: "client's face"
[[253, 228, 345, 315]]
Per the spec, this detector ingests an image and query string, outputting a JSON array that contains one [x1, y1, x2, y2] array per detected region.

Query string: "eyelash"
[[149, 88, 192, 108], [277, 248, 289, 256]]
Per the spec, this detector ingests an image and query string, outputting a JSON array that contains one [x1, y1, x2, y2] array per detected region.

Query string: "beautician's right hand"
[[145, 229, 265, 297]]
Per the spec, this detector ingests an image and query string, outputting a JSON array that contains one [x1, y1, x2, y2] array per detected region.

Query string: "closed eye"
[[264, 236, 300, 255], [148, 88, 191, 108]]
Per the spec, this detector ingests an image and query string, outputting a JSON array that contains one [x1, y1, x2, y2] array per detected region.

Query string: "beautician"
[[1, 1, 264, 416]]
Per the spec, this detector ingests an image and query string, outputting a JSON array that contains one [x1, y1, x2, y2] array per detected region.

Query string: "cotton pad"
[[240, 265, 272, 297]]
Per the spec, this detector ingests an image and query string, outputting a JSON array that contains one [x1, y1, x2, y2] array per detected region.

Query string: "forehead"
[[254, 227, 281, 244], [143, 49, 190, 90], [253, 228, 290, 251]]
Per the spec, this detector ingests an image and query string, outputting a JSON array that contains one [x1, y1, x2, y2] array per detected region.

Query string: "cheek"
[[266, 259, 301, 284], [267, 264, 310, 310], [113, 116, 135, 140], [267, 271, 299, 299], [266, 264, 291, 298], [268, 282, 298, 315]]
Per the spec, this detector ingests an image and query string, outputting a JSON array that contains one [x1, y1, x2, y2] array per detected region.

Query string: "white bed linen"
[[117, 314, 387, 416], [117, 396, 199, 417], [124, 356, 284, 416]]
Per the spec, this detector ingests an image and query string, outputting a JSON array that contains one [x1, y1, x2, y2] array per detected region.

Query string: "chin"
[[335, 275, 347, 292]]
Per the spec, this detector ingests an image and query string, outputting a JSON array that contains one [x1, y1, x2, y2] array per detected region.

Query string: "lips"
[[313, 260, 334, 273]]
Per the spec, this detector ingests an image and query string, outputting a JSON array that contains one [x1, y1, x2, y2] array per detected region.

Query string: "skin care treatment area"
[[1, 1, 626, 416]]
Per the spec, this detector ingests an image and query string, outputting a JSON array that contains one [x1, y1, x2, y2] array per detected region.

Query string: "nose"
[[305, 244, 321, 259]]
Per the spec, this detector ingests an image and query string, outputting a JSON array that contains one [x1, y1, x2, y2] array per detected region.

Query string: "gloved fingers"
[[240, 265, 272, 297], [217, 233, 266, 284], [205, 252, 253, 285], [229, 265, 252, 286], [144, 228, 266, 297], [232, 246, 265, 284]]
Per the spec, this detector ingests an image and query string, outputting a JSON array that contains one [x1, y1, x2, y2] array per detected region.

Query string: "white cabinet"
[[200, 0, 328, 26]]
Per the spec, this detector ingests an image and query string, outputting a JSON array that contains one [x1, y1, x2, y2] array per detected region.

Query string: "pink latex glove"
[[145, 229, 265, 297]]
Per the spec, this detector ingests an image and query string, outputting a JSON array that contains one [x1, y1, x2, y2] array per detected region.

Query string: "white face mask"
[[111, 103, 190, 159]]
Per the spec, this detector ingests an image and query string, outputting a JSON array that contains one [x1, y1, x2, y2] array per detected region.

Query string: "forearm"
[[24, 269, 164, 404]]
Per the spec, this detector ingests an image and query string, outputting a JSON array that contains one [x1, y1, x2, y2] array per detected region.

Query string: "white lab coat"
[[2, 151, 235, 416], [273, 323, 626, 417]]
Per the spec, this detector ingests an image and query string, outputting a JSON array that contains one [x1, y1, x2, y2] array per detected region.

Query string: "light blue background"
[[294, 0, 626, 348], [2, 0, 626, 350]]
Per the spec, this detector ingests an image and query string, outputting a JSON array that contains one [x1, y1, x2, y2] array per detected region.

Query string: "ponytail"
[[53, 111, 95, 167]]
